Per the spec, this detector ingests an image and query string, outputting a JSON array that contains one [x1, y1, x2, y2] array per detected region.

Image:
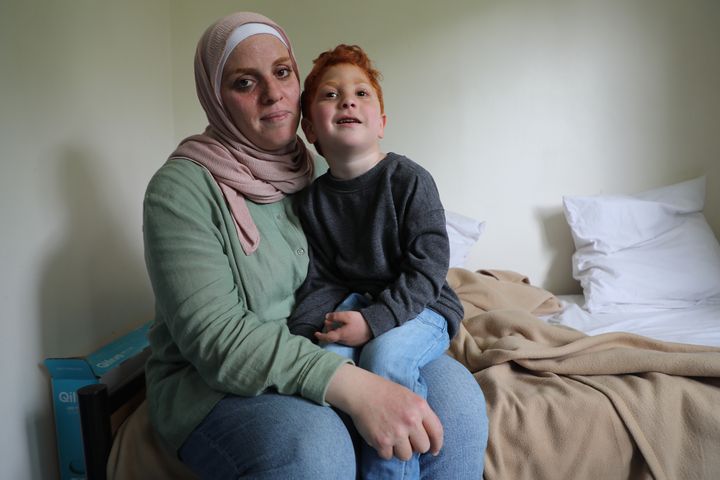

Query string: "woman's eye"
[[276, 67, 291, 79], [232, 78, 253, 90]]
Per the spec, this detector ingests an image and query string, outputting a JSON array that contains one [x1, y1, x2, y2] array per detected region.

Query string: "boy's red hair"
[[301, 44, 384, 120]]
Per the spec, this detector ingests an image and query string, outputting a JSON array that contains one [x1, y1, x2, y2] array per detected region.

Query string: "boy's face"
[[302, 63, 386, 158]]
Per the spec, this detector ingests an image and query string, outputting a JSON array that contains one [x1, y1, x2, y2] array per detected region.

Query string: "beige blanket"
[[447, 268, 720, 480]]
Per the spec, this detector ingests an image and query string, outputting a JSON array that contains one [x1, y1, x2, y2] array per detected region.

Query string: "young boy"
[[288, 44, 463, 479]]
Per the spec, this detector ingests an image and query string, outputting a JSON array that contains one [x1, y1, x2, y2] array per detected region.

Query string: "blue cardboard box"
[[44, 322, 151, 480]]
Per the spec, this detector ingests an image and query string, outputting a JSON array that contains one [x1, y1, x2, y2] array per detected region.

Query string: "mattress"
[[542, 294, 720, 348]]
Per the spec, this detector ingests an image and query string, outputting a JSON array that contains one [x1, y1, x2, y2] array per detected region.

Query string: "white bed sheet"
[[543, 295, 720, 348]]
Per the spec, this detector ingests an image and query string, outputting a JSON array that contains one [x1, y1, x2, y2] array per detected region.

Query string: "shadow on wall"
[[26, 384, 59, 480], [705, 164, 720, 240], [534, 206, 580, 295], [39, 146, 151, 356], [36, 146, 152, 478]]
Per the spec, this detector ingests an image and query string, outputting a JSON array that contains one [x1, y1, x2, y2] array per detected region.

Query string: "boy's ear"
[[377, 113, 387, 140], [301, 117, 317, 144]]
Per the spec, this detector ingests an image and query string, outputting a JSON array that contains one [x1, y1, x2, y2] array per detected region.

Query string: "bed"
[[446, 176, 720, 479], [78, 176, 720, 479], [545, 294, 720, 348], [446, 268, 720, 480]]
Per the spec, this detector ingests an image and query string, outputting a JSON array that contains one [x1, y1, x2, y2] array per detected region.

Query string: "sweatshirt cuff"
[[289, 323, 319, 341], [359, 302, 397, 338]]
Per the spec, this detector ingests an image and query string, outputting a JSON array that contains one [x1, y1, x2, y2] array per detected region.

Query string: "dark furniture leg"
[[78, 383, 111, 480]]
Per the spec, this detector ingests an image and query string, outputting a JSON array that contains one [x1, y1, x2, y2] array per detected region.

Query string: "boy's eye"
[[324, 91, 338, 98], [357, 89, 370, 97]]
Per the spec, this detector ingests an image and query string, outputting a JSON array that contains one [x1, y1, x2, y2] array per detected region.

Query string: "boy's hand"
[[315, 311, 372, 346]]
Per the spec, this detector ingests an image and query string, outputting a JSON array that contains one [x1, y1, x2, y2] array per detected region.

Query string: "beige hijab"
[[169, 12, 313, 255]]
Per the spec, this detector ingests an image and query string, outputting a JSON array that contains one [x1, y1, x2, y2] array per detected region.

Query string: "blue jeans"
[[179, 355, 488, 479], [324, 293, 450, 479]]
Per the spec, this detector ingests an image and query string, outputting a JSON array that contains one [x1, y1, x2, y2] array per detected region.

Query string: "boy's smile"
[[302, 63, 386, 165], [336, 115, 361, 125]]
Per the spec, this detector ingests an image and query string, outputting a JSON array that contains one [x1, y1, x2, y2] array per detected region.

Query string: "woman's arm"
[[144, 161, 346, 402], [325, 364, 444, 460]]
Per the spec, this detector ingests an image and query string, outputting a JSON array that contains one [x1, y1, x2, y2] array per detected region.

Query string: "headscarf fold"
[[169, 12, 313, 254]]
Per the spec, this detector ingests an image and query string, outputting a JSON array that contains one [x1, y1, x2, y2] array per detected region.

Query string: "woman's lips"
[[261, 110, 292, 123]]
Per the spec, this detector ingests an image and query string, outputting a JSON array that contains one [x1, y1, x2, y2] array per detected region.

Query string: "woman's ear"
[[302, 117, 317, 143]]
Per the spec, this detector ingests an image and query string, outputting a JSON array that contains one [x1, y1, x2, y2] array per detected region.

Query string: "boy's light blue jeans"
[[323, 293, 450, 480]]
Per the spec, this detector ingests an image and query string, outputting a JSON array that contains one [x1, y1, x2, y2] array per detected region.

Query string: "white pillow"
[[563, 177, 720, 313], [445, 210, 485, 268]]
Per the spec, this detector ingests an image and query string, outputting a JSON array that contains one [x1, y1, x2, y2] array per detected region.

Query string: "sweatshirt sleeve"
[[287, 253, 352, 339], [287, 197, 351, 339], [143, 163, 348, 404], [360, 169, 453, 337]]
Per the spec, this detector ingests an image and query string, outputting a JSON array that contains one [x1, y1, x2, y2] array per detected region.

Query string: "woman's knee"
[[423, 354, 486, 416], [274, 408, 357, 478], [420, 355, 488, 477], [181, 394, 357, 479]]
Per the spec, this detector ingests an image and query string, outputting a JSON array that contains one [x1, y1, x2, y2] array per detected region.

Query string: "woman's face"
[[220, 34, 300, 151]]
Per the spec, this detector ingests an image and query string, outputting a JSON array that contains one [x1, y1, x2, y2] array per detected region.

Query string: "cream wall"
[[171, 0, 720, 294], [2, 1, 719, 478], [0, 1, 173, 478]]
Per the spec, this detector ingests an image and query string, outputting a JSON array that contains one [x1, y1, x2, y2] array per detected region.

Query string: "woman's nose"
[[261, 79, 283, 104]]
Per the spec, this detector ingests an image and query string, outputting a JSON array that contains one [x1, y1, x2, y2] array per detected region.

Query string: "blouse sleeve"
[[143, 163, 347, 404]]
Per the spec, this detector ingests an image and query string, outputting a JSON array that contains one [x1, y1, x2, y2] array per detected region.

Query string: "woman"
[[143, 11, 488, 478]]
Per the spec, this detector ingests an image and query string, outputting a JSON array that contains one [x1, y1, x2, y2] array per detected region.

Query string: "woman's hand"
[[315, 311, 372, 347], [325, 364, 443, 461]]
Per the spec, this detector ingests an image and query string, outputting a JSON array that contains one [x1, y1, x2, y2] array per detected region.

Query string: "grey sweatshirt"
[[288, 153, 463, 340]]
